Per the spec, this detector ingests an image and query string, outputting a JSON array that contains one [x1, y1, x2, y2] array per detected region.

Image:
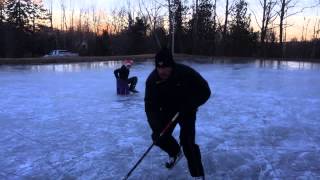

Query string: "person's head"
[[155, 48, 175, 80], [123, 59, 134, 69]]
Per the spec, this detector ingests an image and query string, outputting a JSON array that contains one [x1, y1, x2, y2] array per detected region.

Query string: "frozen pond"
[[0, 60, 320, 179]]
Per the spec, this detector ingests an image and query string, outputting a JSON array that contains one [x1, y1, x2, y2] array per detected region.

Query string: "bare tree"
[[49, 0, 53, 29], [69, 0, 74, 31], [260, 0, 277, 44], [192, 0, 199, 54], [60, 0, 67, 31], [213, 0, 217, 30], [92, 6, 97, 33], [110, 7, 128, 34], [78, 8, 84, 32], [278, 0, 291, 56], [83, 8, 90, 33], [251, 0, 277, 56], [312, 18, 320, 39], [95, 10, 102, 35], [305, 18, 311, 41], [277, 0, 319, 57], [168, 0, 173, 50], [223, 0, 229, 40], [138, 0, 163, 48], [311, 18, 319, 58], [301, 17, 311, 41]]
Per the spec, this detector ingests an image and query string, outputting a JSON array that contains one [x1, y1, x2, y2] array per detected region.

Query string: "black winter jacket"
[[145, 63, 211, 119], [114, 65, 129, 80]]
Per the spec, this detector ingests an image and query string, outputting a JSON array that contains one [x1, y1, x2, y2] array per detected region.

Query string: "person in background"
[[144, 48, 211, 180], [114, 59, 138, 93]]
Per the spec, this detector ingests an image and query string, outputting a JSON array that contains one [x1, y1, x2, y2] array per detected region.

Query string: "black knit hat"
[[155, 48, 175, 67]]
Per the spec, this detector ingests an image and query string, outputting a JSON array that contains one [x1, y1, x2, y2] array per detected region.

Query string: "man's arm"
[[181, 67, 211, 110], [191, 70, 211, 107], [144, 72, 161, 133], [114, 68, 120, 79]]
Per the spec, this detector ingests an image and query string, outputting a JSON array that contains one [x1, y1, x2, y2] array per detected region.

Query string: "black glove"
[[151, 133, 160, 143]]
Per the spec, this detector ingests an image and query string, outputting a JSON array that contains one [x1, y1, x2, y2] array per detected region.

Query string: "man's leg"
[[151, 120, 180, 158], [127, 77, 138, 92], [179, 111, 204, 177], [152, 133, 180, 158], [149, 112, 181, 167]]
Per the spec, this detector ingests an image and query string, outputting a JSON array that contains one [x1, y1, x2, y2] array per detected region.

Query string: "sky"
[[42, 0, 320, 40]]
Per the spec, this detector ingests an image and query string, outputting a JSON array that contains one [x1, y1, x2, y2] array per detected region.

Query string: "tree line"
[[0, 0, 319, 60]]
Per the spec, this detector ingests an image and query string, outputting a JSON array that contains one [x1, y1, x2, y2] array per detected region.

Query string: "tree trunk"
[[260, 0, 268, 57], [223, 0, 229, 40], [49, 0, 53, 30], [18, 0, 22, 29], [212, 0, 217, 56], [279, 0, 285, 58], [261, 0, 267, 44], [139, 0, 161, 49], [168, 0, 172, 49], [213, 0, 217, 30], [192, 0, 199, 54], [222, 0, 229, 56]]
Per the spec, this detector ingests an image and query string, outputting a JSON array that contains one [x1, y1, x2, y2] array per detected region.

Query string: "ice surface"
[[0, 60, 320, 179]]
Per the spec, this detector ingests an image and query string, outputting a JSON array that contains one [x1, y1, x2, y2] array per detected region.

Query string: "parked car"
[[44, 50, 78, 57]]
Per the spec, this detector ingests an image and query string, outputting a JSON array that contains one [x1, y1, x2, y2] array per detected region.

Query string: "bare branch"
[[249, 7, 262, 29], [285, 3, 320, 18], [138, 0, 162, 48]]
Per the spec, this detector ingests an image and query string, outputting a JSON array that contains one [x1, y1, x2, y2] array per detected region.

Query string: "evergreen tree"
[[188, 0, 215, 55], [199, 0, 216, 55], [228, 0, 257, 56], [171, 0, 187, 53], [0, 0, 4, 24], [3, 0, 49, 57], [96, 30, 111, 56], [28, 0, 48, 33], [5, 0, 48, 32], [127, 17, 148, 55], [5, 0, 30, 30]]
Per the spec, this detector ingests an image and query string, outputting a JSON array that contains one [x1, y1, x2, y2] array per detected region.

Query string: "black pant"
[[127, 76, 137, 90], [152, 111, 204, 177]]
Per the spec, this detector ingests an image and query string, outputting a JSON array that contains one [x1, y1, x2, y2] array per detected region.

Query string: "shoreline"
[[0, 54, 319, 65]]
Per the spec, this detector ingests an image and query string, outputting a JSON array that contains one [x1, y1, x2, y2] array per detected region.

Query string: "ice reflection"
[[28, 61, 123, 72], [1, 59, 319, 72], [255, 60, 320, 70], [182, 58, 320, 70]]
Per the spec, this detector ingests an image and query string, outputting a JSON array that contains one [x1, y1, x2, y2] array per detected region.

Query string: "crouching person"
[[114, 59, 138, 93]]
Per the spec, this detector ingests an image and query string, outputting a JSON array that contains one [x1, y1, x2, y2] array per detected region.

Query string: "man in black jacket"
[[145, 48, 211, 179], [114, 60, 138, 93]]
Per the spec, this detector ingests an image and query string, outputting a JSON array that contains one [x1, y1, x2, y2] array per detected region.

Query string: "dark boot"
[[165, 149, 182, 169], [130, 89, 139, 93], [194, 176, 205, 180], [128, 77, 138, 93]]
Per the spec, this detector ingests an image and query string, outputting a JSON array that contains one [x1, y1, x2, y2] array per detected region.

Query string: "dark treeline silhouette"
[[0, 0, 319, 60]]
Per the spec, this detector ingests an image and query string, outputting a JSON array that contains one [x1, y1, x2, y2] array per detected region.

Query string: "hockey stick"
[[122, 112, 180, 180]]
